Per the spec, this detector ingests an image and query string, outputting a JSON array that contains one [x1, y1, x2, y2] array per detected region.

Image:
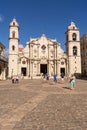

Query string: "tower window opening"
[[12, 45, 15, 51], [73, 46, 77, 56], [72, 33, 77, 41]]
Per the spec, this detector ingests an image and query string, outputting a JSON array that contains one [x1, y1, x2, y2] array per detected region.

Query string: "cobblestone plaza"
[[0, 78, 87, 130]]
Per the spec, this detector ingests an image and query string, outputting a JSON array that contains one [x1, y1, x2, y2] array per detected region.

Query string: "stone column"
[[2, 68, 6, 80], [37, 45, 40, 75], [47, 44, 50, 75], [37, 45, 40, 59], [31, 44, 33, 58], [37, 61, 40, 74], [28, 60, 30, 77], [66, 59, 69, 77], [54, 61, 57, 74], [47, 61, 49, 75], [28, 44, 30, 77], [30, 44, 33, 77], [57, 60, 61, 78], [54, 44, 57, 74], [27, 59, 29, 76], [37, 62, 39, 75], [56, 61, 58, 76], [30, 60, 33, 79]]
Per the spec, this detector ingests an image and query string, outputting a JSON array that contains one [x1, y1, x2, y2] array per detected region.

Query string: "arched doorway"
[[60, 68, 65, 77], [40, 64, 47, 74], [21, 67, 26, 76]]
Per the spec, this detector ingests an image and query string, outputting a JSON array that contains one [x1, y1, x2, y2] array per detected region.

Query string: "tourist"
[[61, 73, 64, 81], [46, 74, 49, 80], [16, 75, 19, 83], [53, 73, 57, 82], [70, 74, 76, 89]]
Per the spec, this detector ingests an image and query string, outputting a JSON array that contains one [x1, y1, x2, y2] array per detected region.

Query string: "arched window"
[[73, 46, 77, 55], [72, 33, 77, 41], [12, 45, 15, 51], [12, 31, 15, 38]]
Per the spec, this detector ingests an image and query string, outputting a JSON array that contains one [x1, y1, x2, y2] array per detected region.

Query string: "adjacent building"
[[80, 33, 87, 76], [8, 18, 81, 79], [0, 42, 8, 80]]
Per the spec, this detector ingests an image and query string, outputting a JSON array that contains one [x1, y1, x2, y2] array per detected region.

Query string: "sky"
[[0, 0, 87, 54]]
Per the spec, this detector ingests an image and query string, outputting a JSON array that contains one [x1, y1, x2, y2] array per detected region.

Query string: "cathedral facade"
[[8, 18, 81, 79]]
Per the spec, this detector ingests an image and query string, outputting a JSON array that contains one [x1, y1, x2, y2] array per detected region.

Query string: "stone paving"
[[0, 78, 87, 130]]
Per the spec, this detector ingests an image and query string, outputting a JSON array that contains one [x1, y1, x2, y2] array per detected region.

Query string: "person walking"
[[61, 72, 64, 81], [53, 73, 57, 82], [16, 75, 19, 83], [70, 74, 76, 90]]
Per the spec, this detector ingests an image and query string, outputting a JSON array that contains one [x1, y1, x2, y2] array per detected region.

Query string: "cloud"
[[19, 44, 24, 48]]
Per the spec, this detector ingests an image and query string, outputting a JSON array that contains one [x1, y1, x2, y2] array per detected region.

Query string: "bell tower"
[[8, 18, 19, 77], [65, 22, 81, 76]]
